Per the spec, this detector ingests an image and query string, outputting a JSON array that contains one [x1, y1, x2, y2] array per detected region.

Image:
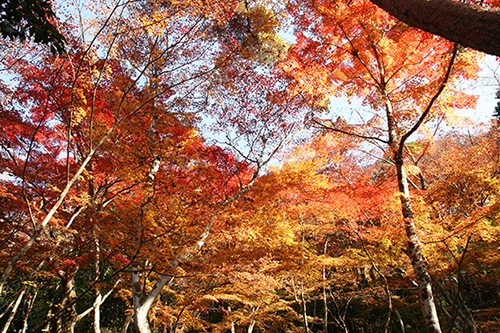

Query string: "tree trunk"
[[435, 281, 478, 332], [394, 307, 406, 333], [21, 287, 38, 333], [43, 304, 53, 332], [0, 286, 26, 333], [93, 233, 102, 333], [248, 319, 256, 333], [48, 268, 79, 333], [93, 292, 102, 333], [134, 305, 152, 333], [323, 268, 328, 333], [132, 261, 153, 333], [121, 312, 133, 333], [291, 278, 310, 333], [64, 279, 79, 333], [132, 220, 211, 333], [368, 0, 500, 57], [394, 154, 442, 333], [247, 306, 259, 333], [301, 289, 310, 333]]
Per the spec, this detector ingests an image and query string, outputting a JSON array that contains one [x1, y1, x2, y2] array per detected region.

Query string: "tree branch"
[[399, 43, 458, 151], [369, 0, 500, 56]]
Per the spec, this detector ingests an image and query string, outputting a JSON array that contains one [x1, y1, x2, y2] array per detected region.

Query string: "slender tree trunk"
[[248, 319, 256, 333], [0, 286, 26, 333], [65, 311, 78, 333], [247, 306, 259, 333], [328, 290, 349, 333], [62, 270, 78, 333], [435, 281, 478, 333], [21, 288, 38, 333], [323, 268, 328, 333], [93, 233, 102, 333], [435, 296, 465, 333], [64, 276, 79, 333], [394, 307, 406, 333], [323, 292, 328, 333], [394, 154, 441, 333], [93, 292, 103, 333], [132, 261, 153, 333], [228, 306, 236, 333], [43, 304, 53, 332], [48, 268, 79, 333], [291, 278, 310, 333], [381, 82, 442, 333], [132, 220, 211, 333], [121, 312, 133, 333], [132, 114, 164, 333], [300, 289, 310, 333]]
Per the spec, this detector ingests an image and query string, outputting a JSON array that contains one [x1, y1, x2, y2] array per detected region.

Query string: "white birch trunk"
[[93, 292, 102, 333], [395, 158, 441, 333]]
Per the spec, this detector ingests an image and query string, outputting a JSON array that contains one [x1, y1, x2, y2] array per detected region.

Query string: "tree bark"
[[300, 289, 310, 333], [121, 312, 133, 333], [368, 0, 500, 56], [248, 319, 256, 333], [58, 268, 79, 333], [43, 305, 53, 332], [394, 307, 406, 333], [379, 71, 444, 333], [291, 278, 310, 333], [323, 268, 328, 333], [0, 286, 26, 333], [247, 306, 259, 333], [93, 292, 103, 333], [228, 307, 236, 333], [132, 221, 211, 333], [21, 288, 38, 333], [394, 154, 442, 333]]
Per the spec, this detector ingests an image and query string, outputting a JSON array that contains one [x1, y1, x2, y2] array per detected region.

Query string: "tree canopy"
[[0, 0, 499, 333]]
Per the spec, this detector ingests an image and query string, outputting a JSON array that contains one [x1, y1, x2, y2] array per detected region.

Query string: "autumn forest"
[[1, 0, 499, 332]]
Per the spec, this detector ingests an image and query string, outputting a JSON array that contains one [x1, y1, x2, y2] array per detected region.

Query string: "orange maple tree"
[[279, 0, 482, 331]]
